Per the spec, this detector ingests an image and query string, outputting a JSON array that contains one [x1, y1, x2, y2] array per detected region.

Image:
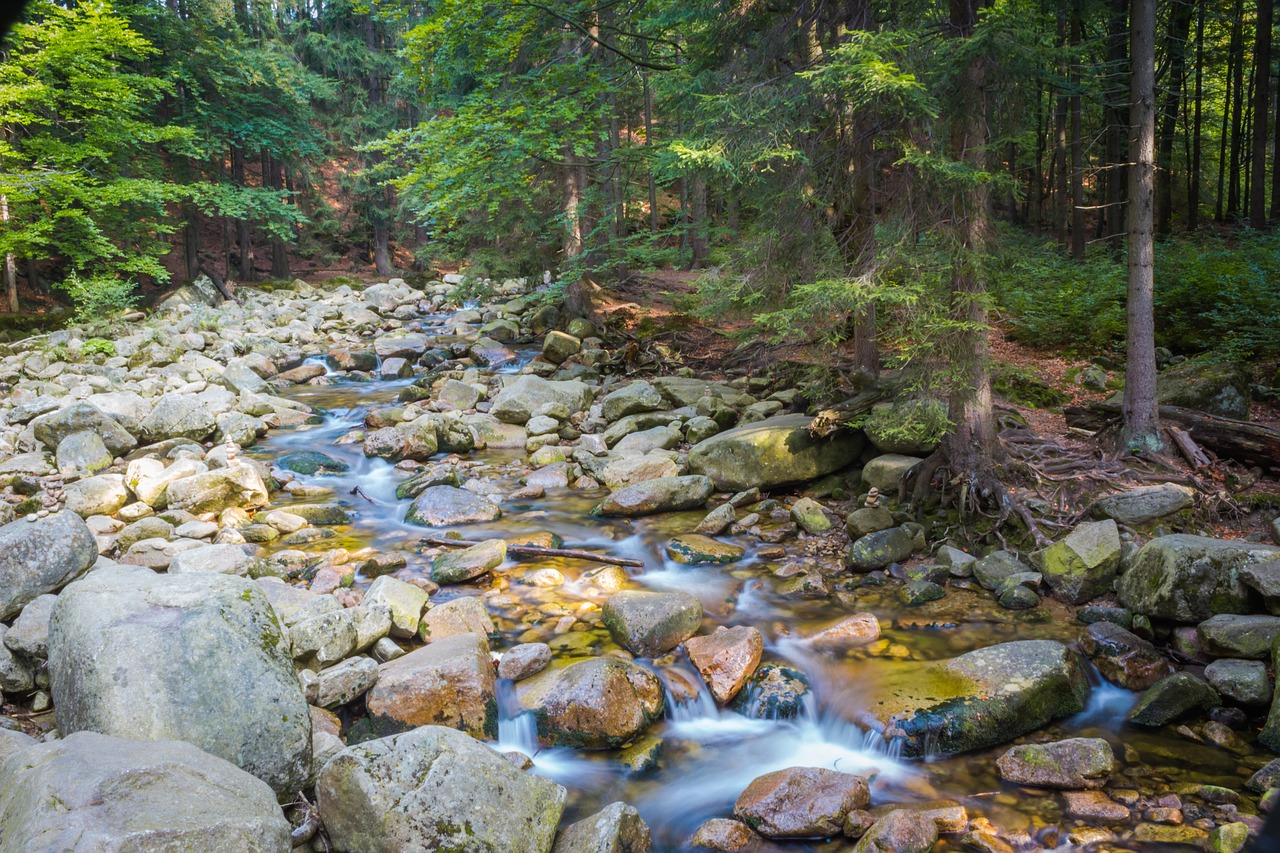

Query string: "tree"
[[1252, 0, 1274, 228], [1121, 0, 1162, 452]]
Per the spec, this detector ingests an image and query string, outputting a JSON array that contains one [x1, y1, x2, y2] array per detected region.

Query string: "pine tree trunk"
[[689, 176, 709, 269], [2, 194, 16, 313], [1157, 0, 1193, 234], [942, 0, 998, 480], [1229, 0, 1246, 217], [233, 144, 253, 281], [1190, 0, 1206, 229], [1102, 0, 1130, 248], [184, 205, 200, 280], [1252, 0, 1274, 228], [1069, 4, 1086, 257], [263, 150, 290, 280], [1121, 0, 1163, 452], [561, 146, 585, 260]]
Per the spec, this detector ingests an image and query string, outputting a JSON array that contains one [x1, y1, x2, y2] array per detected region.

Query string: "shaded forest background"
[[1, 0, 1278, 424]]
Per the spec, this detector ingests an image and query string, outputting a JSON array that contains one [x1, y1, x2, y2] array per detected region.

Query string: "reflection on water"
[[246, 313, 1256, 852]]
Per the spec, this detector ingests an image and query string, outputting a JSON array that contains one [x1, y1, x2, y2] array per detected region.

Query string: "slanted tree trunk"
[[1252, 0, 1274, 228], [1121, 0, 1163, 452]]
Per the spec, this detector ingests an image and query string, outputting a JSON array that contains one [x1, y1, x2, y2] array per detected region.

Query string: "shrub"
[[60, 272, 138, 328]]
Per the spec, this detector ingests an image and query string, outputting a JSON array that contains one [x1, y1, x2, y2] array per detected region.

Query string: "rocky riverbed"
[[0, 274, 1278, 852]]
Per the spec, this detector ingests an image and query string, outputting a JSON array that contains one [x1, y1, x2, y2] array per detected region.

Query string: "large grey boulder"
[[600, 382, 666, 422], [516, 657, 665, 748], [865, 640, 1089, 757], [0, 511, 97, 621], [139, 393, 217, 443], [1117, 535, 1280, 621], [47, 566, 311, 795], [0, 731, 290, 853], [491, 376, 593, 425], [317, 726, 566, 853], [687, 414, 864, 491], [1093, 484, 1195, 526], [405, 485, 502, 526], [592, 476, 714, 517], [164, 465, 270, 514], [30, 402, 136, 457]]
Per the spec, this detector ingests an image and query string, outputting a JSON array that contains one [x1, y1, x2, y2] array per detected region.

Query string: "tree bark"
[[1069, 3, 1086, 257], [2, 194, 16, 313], [263, 150, 290, 280], [1190, 0, 1206, 229], [1102, 0, 1130, 248], [1157, 0, 1193, 234], [1121, 0, 1163, 452], [1252, 0, 1274, 228], [1228, 0, 1246, 217], [232, 144, 253, 281]]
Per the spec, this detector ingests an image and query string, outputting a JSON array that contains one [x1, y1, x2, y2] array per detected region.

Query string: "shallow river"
[[248, 312, 1248, 852]]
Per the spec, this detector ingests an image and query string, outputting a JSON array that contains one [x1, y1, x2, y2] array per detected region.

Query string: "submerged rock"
[[996, 738, 1116, 789], [1117, 535, 1280, 621], [731, 664, 812, 719], [687, 414, 864, 491], [47, 566, 311, 795], [602, 591, 703, 657], [317, 726, 566, 853], [867, 640, 1089, 757], [0, 732, 291, 853], [516, 657, 665, 748], [405, 485, 502, 526]]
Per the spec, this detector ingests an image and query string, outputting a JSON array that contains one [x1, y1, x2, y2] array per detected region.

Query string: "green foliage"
[[81, 337, 116, 357], [855, 399, 952, 448], [60, 271, 138, 326]]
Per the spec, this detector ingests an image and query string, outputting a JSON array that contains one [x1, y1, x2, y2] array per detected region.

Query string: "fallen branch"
[[1065, 402, 1280, 471], [419, 536, 644, 568]]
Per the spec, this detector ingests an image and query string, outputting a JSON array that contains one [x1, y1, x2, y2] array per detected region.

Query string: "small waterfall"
[[302, 354, 338, 376], [495, 678, 540, 757]]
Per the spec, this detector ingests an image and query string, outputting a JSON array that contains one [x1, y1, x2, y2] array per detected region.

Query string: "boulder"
[[516, 656, 665, 748], [1094, 484, 1195, 526], [594, 476, 715, 517], [846, 506, 895, 538], [789, 497, 832, 534], [602, 591, 703, 657], [0, 732, 290, 853], [803, 613, 881, 651], [4, 593, 57, 660], [165, 465, 270, 514], [1117, 535, 1280, 621], [1241, 560, 1280, 615], [1259, 639, 1280, 751], [684, 626, 764, 704], [1197, 614, 1280, 660], [431, 539, 507, 584], [995, 738, 1116, 789], [665, 534, 745, 565], [405, 486, 502, 526], [688, 819, 760, 852], [498, 642, 552, 681], [31, 402, 136, 457], [972, 550, 1032, 591], [315, 656, 380, 708], [418, 595, 495, 641], [47, 566, 311, 794], [732, 664, 812, 719], [167, 543, 262, 576], [1204, 659, 1271, 706], [541, 332, 582, 364], [860, 454, 922, 492], [0, 511, 97, 621], [364, 576, 430, 638], [1127, 672, 1221, 726], [139, 393, 217, 442], [852, 810, 939, 853], [867, 640, 1089, 757], [491, 376, 593, 425], [63, 473, 129, 517], [317, 726, 566, 853], [364, 632, 496, 738], [688, 414, 864, 491], [1154, 357, 1251, 419], [846, 527, 916, 572], [601, 455, 680, 490], [1080, 621, 1174, 690], [55, 431, 112, 476], [733, 766, 869, 839], [1037, 520, 1121, 604], [551, 801, 652, 853]]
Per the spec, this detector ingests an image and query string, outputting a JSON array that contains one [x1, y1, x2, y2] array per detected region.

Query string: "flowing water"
[[248, 311, 1259, 851]]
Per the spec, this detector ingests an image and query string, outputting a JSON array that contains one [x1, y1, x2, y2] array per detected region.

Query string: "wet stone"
[[996, 738, 1116, 789], [602, 591, 703, 658], [684, 625, 764, 704], [1127, 672, 1222, 727], [498, 642, 552, 680], [1061, 790, 1130, 822], [665, 534, 745, 565], [1080, 620, 1174, 691], [1204, 659, 1272, 706], [733, 766, 869, 839]]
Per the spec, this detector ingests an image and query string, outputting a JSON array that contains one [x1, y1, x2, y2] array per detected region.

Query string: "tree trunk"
[[233, 144, 253, 281], [1102, 0, 1130, 248], [1252, 0, 1274, 228], [561, 145, 585, 260], [689, 176, 709, 269], [939, 0, 999, 489], [1069, 4, 1086, 257], [1157, 0, 1193, 234], [183, 205, 200, 280], [644, 74, 658, 233], [2, 194, 15, 313], [1190, 0, 1206, 229], [1228, 0, 1246, 217], [1121, 0, 1163, 452], [263, 150, 290, 280]]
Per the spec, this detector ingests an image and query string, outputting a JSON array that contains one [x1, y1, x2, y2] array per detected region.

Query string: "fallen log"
[[1063, 402, 1280, 471], [419, 536, 644, 568]]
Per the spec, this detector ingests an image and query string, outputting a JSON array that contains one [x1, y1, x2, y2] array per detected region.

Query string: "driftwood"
[[199, 265, 241, 305], [808, 386, 890, 438], [419, 536, 644, 568], [1064, 402, 1280, 471]]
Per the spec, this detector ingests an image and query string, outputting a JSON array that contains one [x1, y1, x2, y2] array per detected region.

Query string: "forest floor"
[[588, 269, 1280, 543]]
